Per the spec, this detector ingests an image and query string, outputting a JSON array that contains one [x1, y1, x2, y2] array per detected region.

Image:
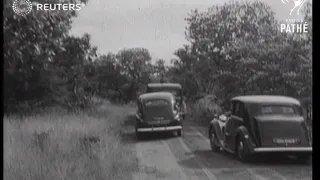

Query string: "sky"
[[70, 0, 310, 63]]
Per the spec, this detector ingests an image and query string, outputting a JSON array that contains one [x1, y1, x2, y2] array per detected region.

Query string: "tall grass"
[[4, 102, 138, 180], [187, 95, 222, 125]]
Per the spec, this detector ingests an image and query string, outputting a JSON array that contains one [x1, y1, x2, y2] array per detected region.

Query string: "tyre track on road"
[[189, 127, 284, 180], [188, 125, 312, 180], [176, 137, 218, 180], [131, 122, 311, 180], [181, 128, 268, 180], [133, 139, 189, 180]]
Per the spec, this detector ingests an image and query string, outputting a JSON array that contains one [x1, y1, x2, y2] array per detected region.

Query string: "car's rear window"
[[260, 105, 296, 115], [148, 88, 178, 96], [145, 100, 169, 106]]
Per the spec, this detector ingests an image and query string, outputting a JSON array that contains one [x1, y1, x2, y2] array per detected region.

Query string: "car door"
[[136, 100, 142, 119], [225, 100, 236, 148], [226, 101, 245, 151], [230, 102, 245, 151]]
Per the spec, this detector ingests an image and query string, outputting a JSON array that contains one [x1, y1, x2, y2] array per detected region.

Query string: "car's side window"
[[230, 101, 235, 114], [234, 101, 245, 117], [234, 101, 240, 116], [138, 101, 142, 113], [238, 102, 244, 118], [140, 101, 143, 111]]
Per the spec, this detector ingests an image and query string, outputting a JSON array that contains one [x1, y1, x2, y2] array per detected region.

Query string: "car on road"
[[147, 83, 187, 120], [135, 92, 183, 140], [208, 95, 312, 163]]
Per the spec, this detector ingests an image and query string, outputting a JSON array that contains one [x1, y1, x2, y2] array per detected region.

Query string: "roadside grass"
[[186, 95, 222, 126], [4, 102, 138, 180]]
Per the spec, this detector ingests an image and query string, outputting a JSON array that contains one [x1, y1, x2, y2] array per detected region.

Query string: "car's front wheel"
[[236, 137, 250, 162], [209, 129, 220, 152]]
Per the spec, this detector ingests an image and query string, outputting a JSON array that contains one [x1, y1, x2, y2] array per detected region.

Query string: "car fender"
[[236, 126, 256, 153], [209, 119, 224, 143]]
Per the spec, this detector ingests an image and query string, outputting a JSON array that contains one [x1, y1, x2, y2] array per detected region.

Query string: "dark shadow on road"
[[121, 130, 179, 143], [246, 153, 312, 167], [177, 157, 204, 169], [178, 149, 311, 169], [178, 149, 243, 169], [136, 131, 178, 142]]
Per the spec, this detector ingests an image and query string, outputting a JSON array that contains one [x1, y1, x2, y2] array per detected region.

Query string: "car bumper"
[[136, 125, 182, 132], [253, 147, 312, 152]]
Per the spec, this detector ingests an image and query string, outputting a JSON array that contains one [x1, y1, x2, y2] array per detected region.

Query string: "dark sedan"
[[208, 95, 312, 163], [135, 92, 183, 140]]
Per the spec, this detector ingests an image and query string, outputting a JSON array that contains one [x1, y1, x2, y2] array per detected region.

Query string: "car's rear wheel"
[[209, 129, 220, 152], [236, 137, 250, 162], [177, 130, 182, 137]]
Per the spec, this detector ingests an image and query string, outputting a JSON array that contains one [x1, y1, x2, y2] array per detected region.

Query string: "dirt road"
[[122, 120, 312, 180]]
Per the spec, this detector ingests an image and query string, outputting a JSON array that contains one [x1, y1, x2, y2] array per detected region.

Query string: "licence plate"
[[148, 120, 170, 125], [273, 138, 299, 144]]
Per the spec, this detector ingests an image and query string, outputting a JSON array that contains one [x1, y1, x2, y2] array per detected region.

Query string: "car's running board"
[[254, 147, 312, 152], [137, 126, 182, 132], [218, 141, 235, 154]]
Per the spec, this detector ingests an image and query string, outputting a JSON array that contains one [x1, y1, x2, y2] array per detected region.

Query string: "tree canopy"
[[4, 0, 312, 114]]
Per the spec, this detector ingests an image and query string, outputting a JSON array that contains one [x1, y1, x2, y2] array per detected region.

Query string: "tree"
[[169, 1, 312, 102], [116, 48, 153, 100], [3, 0, 99, 112]]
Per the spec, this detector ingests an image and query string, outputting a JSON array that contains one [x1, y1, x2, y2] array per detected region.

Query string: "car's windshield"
[[260, 105, 296, 115]]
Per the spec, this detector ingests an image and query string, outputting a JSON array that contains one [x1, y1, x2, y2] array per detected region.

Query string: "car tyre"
[[209, 129, 220, 152], [177, 130, 182, 137], [236, 137, 250, 162]]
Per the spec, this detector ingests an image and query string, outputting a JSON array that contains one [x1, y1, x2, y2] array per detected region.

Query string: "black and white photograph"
[[4, 0, 312, 179]]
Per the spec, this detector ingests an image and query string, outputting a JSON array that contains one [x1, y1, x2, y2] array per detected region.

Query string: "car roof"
[[147, 83, 182, 89], [231, 95, 301, 105], [299, 97, 312, 104], [139, 92, 175, 102]]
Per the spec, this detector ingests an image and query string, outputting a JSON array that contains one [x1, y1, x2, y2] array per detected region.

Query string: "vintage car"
[[147, 83, 187, 120], [208, 95, 312, 163], [135, 92, 183, 140]]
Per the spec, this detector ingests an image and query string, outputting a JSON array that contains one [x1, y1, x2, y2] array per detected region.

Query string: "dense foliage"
[[169, 1, 312, 103], [4, 0, 312, 114]]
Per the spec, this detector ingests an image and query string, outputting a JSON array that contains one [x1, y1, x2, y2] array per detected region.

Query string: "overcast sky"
[[70, 0, 310, 63]]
